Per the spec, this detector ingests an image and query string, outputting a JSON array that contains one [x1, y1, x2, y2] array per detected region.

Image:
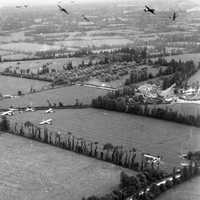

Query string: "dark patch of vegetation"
[[84, 161, 199, 200], [0, 116, 10, 131], [92, 92, 200, 127]]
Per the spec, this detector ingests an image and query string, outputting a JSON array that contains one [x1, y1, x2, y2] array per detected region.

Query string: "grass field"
[[0, 133, 134, 200], [10, 108, 200, 172], [188, 69, 200, 84], [0, 85, 107, 108], [0, 57, 95, 73], [0, 76, 48, 95], [149, 102, 200, 117], [165, 53, 200, 65], [0, 43, 60, 53], [157, 176, 200, 200]]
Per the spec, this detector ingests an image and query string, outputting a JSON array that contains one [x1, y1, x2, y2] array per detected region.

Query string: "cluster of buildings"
[[127, 83, 200, 105]]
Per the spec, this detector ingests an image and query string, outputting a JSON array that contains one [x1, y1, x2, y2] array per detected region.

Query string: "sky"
[[0, 0, 200, 7], [0, 0, 113, 7]]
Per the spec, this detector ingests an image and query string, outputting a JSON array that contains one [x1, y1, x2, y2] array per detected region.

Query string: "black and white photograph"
[[0, 0, 199, 199]]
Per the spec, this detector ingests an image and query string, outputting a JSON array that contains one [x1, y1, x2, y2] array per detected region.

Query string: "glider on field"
[[57, 4, 69, 15], [1, 110, 14, 116], [25, 107, 35, 112], [8, 107, 18, 112], [144, 5, 156, 15], [45, 108, 55, 114], [39, 119, 53, 125]]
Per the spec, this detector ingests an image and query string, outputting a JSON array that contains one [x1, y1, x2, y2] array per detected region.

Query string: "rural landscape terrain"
[[0, 0, 200, 200]]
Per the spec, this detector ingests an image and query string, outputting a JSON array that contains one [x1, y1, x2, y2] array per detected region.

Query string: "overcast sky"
[[0, 0, 112, 7], [1, 0, 200, 7]]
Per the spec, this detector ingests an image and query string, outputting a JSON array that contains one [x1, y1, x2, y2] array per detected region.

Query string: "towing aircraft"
[[170, 11, 177, 21], [144, 5, 156, 15], [57, 4, 69, 15], [39, 119, 53, 125]]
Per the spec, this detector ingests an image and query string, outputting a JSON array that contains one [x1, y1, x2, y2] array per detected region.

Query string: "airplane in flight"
[[45, 108, 55, 114], [170, 11, 177, 21], [81, 14, 90, 22], [39, 119, 53, 125], [57, 4, 69, 15], [1, 110, 14, 116], [16, 5, 28, 8], [144, 5, 156, 15]]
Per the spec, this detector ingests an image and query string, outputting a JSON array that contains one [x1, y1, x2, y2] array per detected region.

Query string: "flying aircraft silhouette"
[[16, 5, 28, 8], [57, 4, 69, 15], [81, 14, 90, 22], [144, 5, 156, 15], [170, 11, 177, 21]]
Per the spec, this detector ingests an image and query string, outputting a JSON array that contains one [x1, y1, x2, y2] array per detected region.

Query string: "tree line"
[[92, 94, 200, 127], [7, 119, 141, 172]]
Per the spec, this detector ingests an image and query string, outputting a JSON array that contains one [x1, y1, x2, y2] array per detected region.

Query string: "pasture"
[[0, 76, 48, 95], [0, 43, 60, 53], [165, 53, 200, 65], [157, 176, 200, 200], [188, 69, 200, 84], [10, 108, 200, 172], [0, 133, 132, 200], [149, 102, 200, 117], [0, 85, 107, 108], [0, 57, 97, 73]]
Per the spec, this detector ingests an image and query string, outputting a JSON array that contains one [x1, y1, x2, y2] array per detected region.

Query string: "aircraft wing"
[[145, 5, 150, 10], [57, 4, 63, 11]]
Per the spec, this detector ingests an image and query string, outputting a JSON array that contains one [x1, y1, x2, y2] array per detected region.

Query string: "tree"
[[103, 143, 114, 161], [18, 90, 23, 96], [0, 116, 10, 131]]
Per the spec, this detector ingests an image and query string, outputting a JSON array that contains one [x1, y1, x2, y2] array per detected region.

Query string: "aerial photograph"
[[0, 0, 199, 199]]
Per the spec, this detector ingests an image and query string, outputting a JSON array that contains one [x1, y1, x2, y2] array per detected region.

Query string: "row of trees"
[[92, 95, 200, 127], [84, 160, 199, 200], [9, 120, 140, 171]]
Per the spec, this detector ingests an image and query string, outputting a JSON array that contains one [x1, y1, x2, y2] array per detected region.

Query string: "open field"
[[165, 53, 200, 65], [149, 102, 200, 117], [0, 76, 48, 95], [55, 37, 133, 48], [188, 69, 200, 84], [10, 108, 200, 172], [0, 133, 132, 200], [0, 57, 97, 72], [0, 43, 60, 53], [0, 85, 107, 108], [157, 176, 200, 200]]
